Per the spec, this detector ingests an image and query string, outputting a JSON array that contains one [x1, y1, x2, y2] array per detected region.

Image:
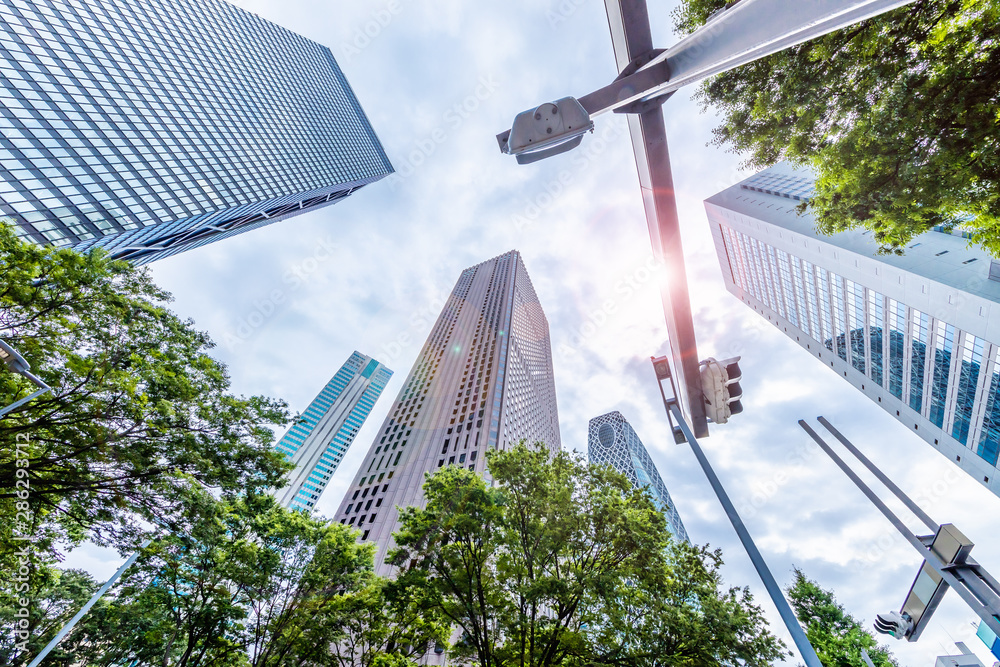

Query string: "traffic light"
[[699, 356, 743, 424], [874, 611, 914, 640]]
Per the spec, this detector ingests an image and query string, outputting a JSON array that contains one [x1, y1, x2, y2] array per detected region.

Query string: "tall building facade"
[[706, 163, 1000, 498], [0, 0, 391, 264], [588, 411, 689, 543], [273, 352, 392, 512], [333, 251, 561, 574]]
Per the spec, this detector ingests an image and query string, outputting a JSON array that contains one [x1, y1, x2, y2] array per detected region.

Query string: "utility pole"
[[496, 0, 919, 439], [651, 356, 823, 667]]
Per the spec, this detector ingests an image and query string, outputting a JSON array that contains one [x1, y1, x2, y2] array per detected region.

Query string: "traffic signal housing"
[[874, 611, 914, 640], [699, 356, 743, 424]]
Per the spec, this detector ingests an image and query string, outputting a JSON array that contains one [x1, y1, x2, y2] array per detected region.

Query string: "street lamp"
[[497, 0, 920, 440], [0, 340, 51, 418], [650, 355, 823, 667]]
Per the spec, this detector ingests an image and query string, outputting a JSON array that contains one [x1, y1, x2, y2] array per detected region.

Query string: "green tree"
[[56, 493, 443, 667], [391, 442, 787, 667], [0, 565, 103, 667], [673, 0, 1000, 254], [589, 542, 792, 667], [325, 578, 450, 667], [787, 569, 899, 667], [0, 221, 291, 566], [73, 494, 357, 667]]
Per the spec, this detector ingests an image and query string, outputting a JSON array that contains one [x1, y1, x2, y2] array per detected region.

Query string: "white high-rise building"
[[706, 163, 1000, 498], [273, 351, 392, 512], [935, 643, 986, 667], [588, 411, 689, 543], [333, 250, 561, 574]]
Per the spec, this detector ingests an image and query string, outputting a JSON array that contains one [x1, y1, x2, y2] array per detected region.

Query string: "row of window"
[[723, 225, 1000, 467]]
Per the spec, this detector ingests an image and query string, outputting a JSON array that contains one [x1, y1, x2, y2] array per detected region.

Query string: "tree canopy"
[[3, 493, 448, 667], [391, 442, 788, 667], [787, 568, 899, 667], [0, 221, 291, 564], [673, 0, 1000, 254]]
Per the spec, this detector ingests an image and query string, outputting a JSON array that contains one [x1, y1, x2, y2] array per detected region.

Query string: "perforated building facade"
[[332, 251, 561, 574], [0, 0, 391, 264], [273, 352, 391, 512], [707, 163, 1000, 498], [588, 411, 689, 543]]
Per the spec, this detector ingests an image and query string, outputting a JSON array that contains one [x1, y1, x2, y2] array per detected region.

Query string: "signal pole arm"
[[496, 0, 917, 150], [799, 420, 1000, 640]]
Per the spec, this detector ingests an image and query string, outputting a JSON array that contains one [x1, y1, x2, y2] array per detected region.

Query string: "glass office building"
[[333, 251, 561, 575], [273, 352, 392, 512], [707, 164, 1000, 498], [0, 0, 391, 264], [588, 411, 689, 543]]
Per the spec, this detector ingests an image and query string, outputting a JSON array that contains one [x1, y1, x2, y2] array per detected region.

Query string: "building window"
[[909, 310, 929, 413], [928, 321, 956, 428], [952, 336, 984, 445]]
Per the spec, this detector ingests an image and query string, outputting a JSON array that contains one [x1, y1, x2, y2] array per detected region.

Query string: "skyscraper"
[[273, 352, 392, 512], [333, 250, 561, 574], [0, 0, 391, 264], [588, 411, 689, 543], [706, 163, 1000, 498]]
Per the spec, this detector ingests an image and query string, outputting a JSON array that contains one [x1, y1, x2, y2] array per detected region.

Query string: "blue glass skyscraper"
[[707, 163, 1000, 498], [273, 352, 392, 512], [0, 0, 391, 264], [588, 411, 689, 543]]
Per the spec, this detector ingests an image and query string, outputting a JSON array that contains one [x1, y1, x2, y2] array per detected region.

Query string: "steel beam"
[[799, 420, 1000, 638], [818, 417, 937, 532], [601, 0, 709, 437], [603, 0, 654, 70], [572, 0, 919, 117], [631, 109, 707, 436]]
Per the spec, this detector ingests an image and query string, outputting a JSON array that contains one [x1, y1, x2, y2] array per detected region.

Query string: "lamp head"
[[0, 340, 30, 375]]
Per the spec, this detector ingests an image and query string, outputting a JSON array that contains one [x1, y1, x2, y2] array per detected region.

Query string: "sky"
[[63, 1, 1000, 665]]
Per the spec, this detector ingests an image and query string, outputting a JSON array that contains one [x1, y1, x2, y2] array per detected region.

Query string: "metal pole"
[[25, 540, 151, 667], [798, 421, 1000, 637], [0, 386, 50, 418], [861, 649, 877, 667], [817, 417, 937, 532], [816, 418, 1000, 601], [667, 402, 824, 667]]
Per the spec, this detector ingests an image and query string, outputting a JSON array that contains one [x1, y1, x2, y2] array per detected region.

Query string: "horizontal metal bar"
[[578, 0, 919, 117], [578, 60, 671, 116], [0, 386, 50, 418]]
